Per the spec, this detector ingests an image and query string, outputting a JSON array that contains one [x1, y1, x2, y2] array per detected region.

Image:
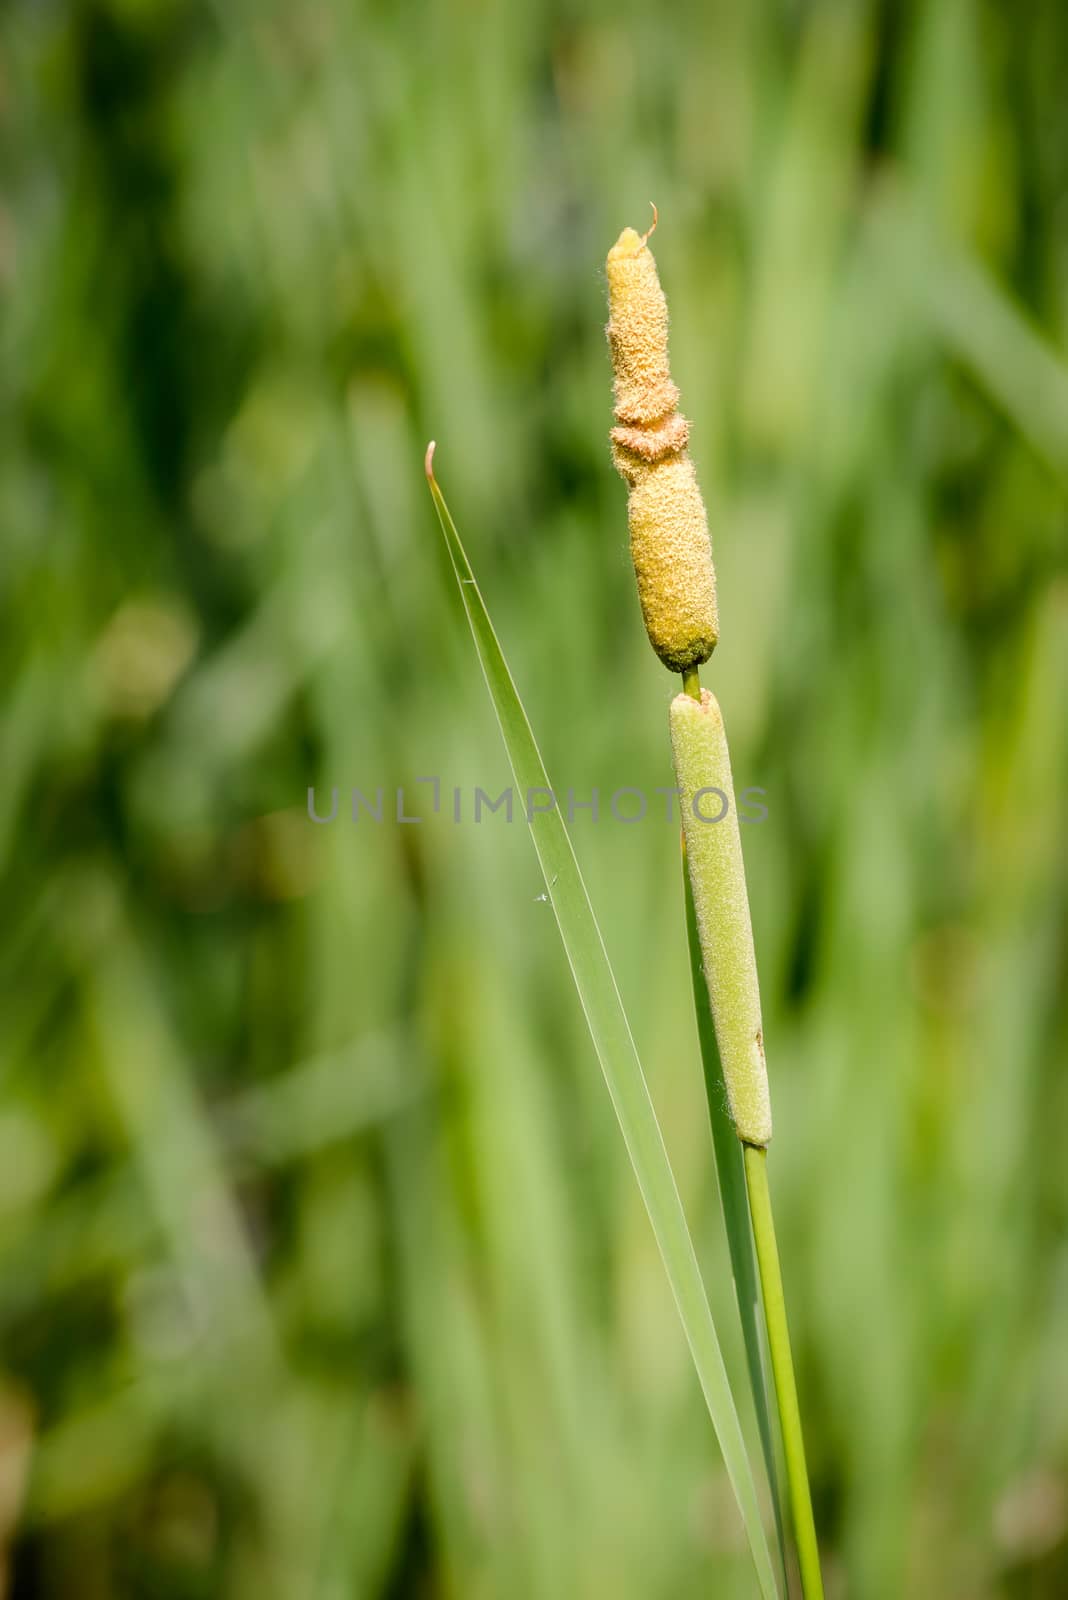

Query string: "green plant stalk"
[[674, 665, 822, 1597], [744, 1144, 824, 1600], [683, 834, 789, 1591], [426, 447, 779, 1599]]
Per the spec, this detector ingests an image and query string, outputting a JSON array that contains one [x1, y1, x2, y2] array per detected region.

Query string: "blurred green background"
[[3, 0, 1068, 1595]]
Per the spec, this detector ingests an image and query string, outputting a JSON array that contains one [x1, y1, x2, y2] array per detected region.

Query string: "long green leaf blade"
[[425, 445, 778, 1599]]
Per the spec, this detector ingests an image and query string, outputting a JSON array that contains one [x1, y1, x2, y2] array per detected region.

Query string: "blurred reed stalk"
[[606, 215, 824, 1599]]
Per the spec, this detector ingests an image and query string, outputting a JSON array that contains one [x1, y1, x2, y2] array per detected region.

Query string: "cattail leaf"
[[425, 444, 779, 1599]]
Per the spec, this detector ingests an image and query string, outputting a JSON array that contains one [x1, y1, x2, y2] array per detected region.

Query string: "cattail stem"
[[676, 667, 822, 1597], [682, 831, 790, 1590], [744, 1145, 825, 1600]]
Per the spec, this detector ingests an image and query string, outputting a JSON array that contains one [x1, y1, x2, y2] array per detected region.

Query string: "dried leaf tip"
[[606, 203, 658, 268]]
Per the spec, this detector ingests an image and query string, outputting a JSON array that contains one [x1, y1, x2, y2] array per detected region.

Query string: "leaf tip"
[[424, 439, 437, 484]]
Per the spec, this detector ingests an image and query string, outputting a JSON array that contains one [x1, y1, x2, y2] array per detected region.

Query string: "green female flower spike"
[[670, 688, 772, 1146], [606, 218, 719, 672]]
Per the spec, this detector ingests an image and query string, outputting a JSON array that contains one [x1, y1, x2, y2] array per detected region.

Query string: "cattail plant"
[[607, 212, 824, 1598], [424, 211, 823, 1600]]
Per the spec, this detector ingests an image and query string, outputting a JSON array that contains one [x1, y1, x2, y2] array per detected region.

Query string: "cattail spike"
[[606, 225, 678, 427], [670, 689, 771, 1146], [606, 222, 718, 672]]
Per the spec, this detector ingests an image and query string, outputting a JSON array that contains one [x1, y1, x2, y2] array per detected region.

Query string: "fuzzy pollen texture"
[[606, 227, 718, 672]]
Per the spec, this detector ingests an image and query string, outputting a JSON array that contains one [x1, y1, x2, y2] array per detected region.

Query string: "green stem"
[[681, 663, 702, 700], [744, 1144, 824, 1600], [682, 841, 789, 1591]]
